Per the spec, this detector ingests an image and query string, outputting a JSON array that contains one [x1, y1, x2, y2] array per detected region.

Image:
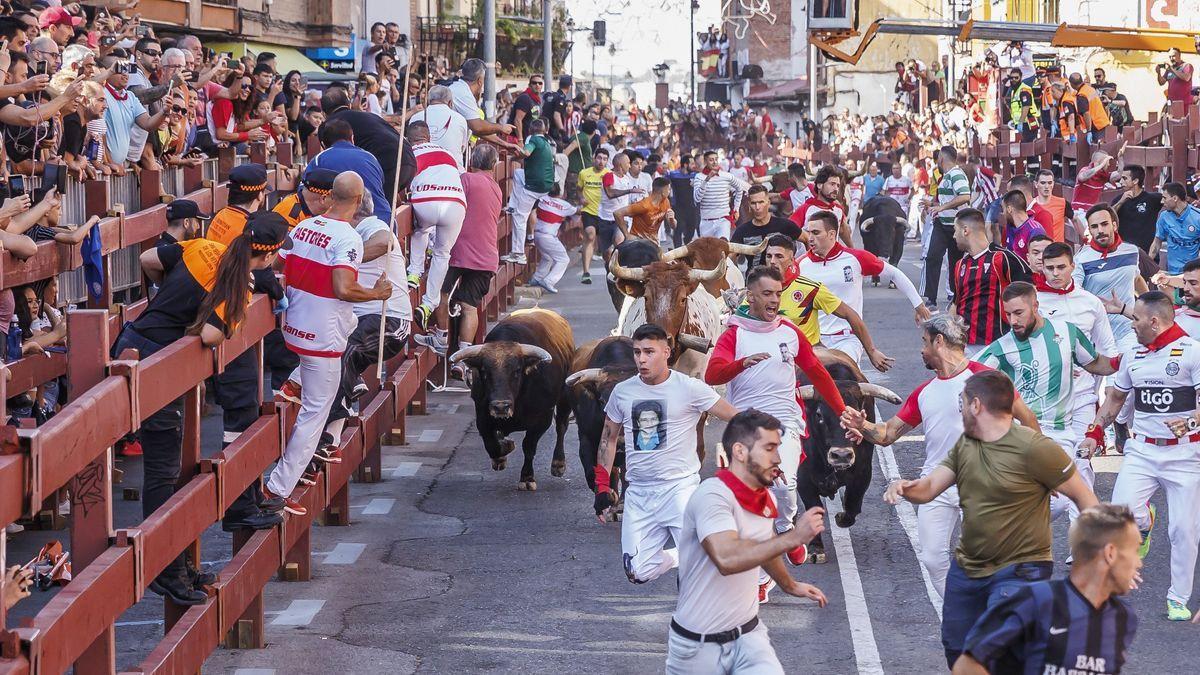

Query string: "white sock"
[[325, 418, 346, 441]]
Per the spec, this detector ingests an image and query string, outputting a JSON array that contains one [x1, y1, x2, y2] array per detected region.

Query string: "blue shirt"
[[1155, 205, 1200, 273], [863, 173, 885, 202], [306, 141, 390, 221], [103, 87, 147, 164]]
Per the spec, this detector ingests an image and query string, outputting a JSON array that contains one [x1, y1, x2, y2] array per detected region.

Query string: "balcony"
[[136, 0, 239, 35], [417, 17, 572, 76]]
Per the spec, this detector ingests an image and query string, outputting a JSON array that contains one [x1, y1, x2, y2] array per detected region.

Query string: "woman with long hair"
[[208, 71, 268, 147], [274, 69, 305, 143]]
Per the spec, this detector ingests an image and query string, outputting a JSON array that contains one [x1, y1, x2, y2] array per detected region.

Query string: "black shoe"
[[259, 493, 286, 512], [349, 380, 369, 401], [580, 272, 592, 285], [188, 566, 217, 587], [149, 573, 208, 606], [222, 509, 283, 532]]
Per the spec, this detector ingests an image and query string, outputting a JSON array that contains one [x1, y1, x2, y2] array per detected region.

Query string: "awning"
[[205, 42, 327, 76], [747, 78, 809, 102]]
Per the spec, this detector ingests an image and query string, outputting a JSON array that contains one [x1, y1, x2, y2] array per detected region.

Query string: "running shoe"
[[414, 303, 433, 331], [406, 273, 421, 291], [539, 281, 559, 294], [117, 439, 143, 457], [580, 271, 592, 285], [758, 579, 776, 604], [278, 379, 302, 404], [262, 485, 306, 516], [786, 544, 808, 566], [1138, 503, 1157, 559], [1168, 600, 1193, 621], [413, 331, 448, 356], [501, 252, 528, 265], [349, 381, 370, 401]]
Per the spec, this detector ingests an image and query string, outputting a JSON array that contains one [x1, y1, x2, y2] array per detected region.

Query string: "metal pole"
[[808, 42, 817, 123], [543, 0, 553, 93], [484, 0, 497, 118], [689, 2, 696, 105], [591, 39, 595, 98]]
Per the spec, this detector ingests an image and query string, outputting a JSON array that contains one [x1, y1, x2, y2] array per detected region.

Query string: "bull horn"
[[609, 257, 647, 282], [678, 334, 712, 353], [860, 217, 875, 232], [449, 344, 487, 364], [797, 385, 817, 400], [661, 244, 690, 261], [896, 218, 908, 227], [566, 368, 603, 387], [726, 239, 770, 257], [687, 257, 727, 282], [858, 383, 902, 404], [516, 345, 553, 363]]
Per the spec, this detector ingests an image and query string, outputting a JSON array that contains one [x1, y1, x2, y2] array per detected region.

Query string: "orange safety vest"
[[1057, 91, 1079, 139], [205, 205, 250, 247], [1077, 83, 1110, 131]]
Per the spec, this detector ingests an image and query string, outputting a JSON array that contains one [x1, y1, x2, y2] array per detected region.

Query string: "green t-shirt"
[[566, 131, 592, 174], [942, 424, 1075, 578], [523, 134, 556, 193]]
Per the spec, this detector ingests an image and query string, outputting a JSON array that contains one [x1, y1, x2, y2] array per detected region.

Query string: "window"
[[1007, 0, 1059, 23]]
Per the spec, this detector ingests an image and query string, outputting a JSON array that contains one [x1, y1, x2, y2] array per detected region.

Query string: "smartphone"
[[221, 51, 234, 60], [34, 60, 46, 76], [101, 35, 116, 47], [43, 163, 67, 194], [9, 175, 25, 199], [135, 24, 149, 38]]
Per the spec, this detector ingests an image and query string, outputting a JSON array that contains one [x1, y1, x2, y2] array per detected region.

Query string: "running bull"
[[565, 336, 635, 499], [449, 308, 575, 490], [858, 196, 908, 283], [796, 348, 900, 563]]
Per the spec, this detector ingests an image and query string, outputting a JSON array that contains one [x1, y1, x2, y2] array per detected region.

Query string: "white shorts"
[[622, 474, 700, 583], [822, 333, 864, 365], [698, 216, 732, 240]]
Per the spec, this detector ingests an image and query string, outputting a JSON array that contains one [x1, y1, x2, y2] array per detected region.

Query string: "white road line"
[[824, 496, 884, 675], [319, 542, 367, 565], [354, 498, 396, 515], [388, 461, 422, 477], [876, 444, 944, 619], [418, 429, 444, 443], [269, 599, 325, 626], [233, 670, 277, 675], [115, 619, 164, 627], [897, 434, 925, 442], [436, 403, 460, 415]]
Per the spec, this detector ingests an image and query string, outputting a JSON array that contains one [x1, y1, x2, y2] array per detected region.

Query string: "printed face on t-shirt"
[[633, 400, 666, 451]]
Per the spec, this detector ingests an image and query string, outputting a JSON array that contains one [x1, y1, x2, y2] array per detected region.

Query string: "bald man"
[[264, 171, 393, 516]]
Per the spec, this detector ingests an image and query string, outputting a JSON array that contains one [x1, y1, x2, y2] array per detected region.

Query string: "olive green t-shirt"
[[941, 424, 1075, 578]]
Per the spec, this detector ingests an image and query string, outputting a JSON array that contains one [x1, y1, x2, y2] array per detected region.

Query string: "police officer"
[[273, 166, 336, 229], [207, 164, 269, 246], [161, 199, 211, 244]]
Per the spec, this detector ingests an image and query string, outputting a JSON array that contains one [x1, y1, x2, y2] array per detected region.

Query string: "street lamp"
[[690, 0, 699, 105]]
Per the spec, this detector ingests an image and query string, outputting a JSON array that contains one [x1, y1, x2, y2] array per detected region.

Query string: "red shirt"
[[1072, 170, 1109, 211], [1028, 202, 1054, 232]]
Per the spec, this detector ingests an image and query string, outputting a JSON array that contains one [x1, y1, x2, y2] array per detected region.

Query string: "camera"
[[135, 24, 149, 38], [101, 35, 116, 47], [42, 164, 67, 195], [115, 62, 133, 75], [8, 175, 25, 199]]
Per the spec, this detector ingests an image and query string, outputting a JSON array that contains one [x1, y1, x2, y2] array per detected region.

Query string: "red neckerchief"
[[1088, 233, 1123, 258], [1145, 323, 1187, 352], [715, 469, 778, 519], [104, 83, 128, 101], [807, 242, 845, 264], [524, 87, 542, 104], [782, 261, 800, 287], [1034, 275, 1074, 294]]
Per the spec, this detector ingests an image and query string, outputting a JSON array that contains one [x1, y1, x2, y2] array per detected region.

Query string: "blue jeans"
[[941, 559, 1052, 668]]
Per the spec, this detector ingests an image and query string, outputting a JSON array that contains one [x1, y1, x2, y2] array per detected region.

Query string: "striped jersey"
[[970, 165, 998, 210], [976, 319, 1098, 431], [280, 215, 363, 357], [954, 245, 1033, 345], [1036, 285, 1118, 403], [533, 196, 577, 236], [963, 578, 1136, 675], [409, 142, 465, 207], [936, 166, 971, 228], [1112, 326, 1200, 444], [692, 170, 750, 220], [1072, 240, 1140, 348]]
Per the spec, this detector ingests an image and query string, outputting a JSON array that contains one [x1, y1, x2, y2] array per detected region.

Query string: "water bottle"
[[5, 318, 21, 363]]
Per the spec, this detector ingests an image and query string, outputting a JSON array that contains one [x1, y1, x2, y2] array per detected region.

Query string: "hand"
[[1100, 291, 1126, 315], [741, 352, 770, 368], [914, 303, 932, 324], [246, 127, 269, 142], [40, 187, 59, 209], [1077, 437, 1098, 459], [788, 506, 826, 545], [3, 565, 33, 611], [372, 274, 393, 300], [839, 407, 867, 433], [783, 581, 828, 607], [868, 348, 895, 372], [1165, 415, 1198, 438], [497, 122, 515, 135], [20, 75, 50, 94], [593, 490, 616, 520], [21, 341, 45, 357], [884, 479, 917, 505]]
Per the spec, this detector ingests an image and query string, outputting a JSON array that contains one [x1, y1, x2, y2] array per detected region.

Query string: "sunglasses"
[[171, 105, 187, 114], [140, 50, 161, 57], [240, 84, 251, 90]]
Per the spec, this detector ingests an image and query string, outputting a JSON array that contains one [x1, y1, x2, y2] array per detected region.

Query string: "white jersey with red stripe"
[[409, 142, 465, 207], [533, 196, 578, 236], [280, 215, 364, 357], [780, 184, 812, 211], [710, 319, 806, 434], [883, 175, 913, 211], [797, 243, 885, 336], [896, 361, 992, 476], [790, 196, 846, 231], [1176, 306, 1200, 337]]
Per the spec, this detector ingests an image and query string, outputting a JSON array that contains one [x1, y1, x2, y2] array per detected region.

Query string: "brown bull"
[[660, 236, 768, 296], [609, 257, 726, 357]]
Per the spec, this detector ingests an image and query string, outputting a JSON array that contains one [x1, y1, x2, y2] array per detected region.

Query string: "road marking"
[[443, 643, 664, 657], [269, 599, 325, 626], [318, 542, 367, 565], [233, 670, 277, 675], [115, 619, 164, 627], [354, 498, 396, 515], [454, 630, 561, 642], [388, 461, 422, 477], [897, 434, 926, 442], [435, 403, 460, 415], [876, 444, 944, 619], [418, 429, 444, 443], [824, 496, 884, 675]]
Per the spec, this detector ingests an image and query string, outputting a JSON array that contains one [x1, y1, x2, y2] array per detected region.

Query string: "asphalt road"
[[7, 241, 1200, 673]]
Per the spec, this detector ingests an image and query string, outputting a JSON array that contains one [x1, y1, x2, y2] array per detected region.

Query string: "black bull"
[[564, 336, 635, 495], [606, 238, 662, 312], [858, 196, 908, 279], [795, 349, 901, 563], [449, 309, 576, 491]]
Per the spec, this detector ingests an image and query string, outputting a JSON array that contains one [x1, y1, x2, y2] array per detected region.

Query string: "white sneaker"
[[5, 522, 23, 534], [413, 332, 448, 356], [501, 252, 528, 265]]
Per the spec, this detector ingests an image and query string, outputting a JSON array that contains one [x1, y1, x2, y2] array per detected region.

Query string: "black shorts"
[[442, 267, 495, 308], [595, 217, 617, 253]]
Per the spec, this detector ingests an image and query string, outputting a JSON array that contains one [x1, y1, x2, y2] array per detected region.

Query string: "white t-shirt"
[[1113, 332, 1200, 445], [448, 79, 482, 122], [897, 361, 991, 475], [712, 319, 806, 432], [604, 371, 721, 484], [353, 216, 412, 321], [673, 477, 775, 634], [1176, 307, 1200, 337], [534, 195, 577, 236], [411, 104, 470, 170], [281, 215, 363, 357], [1037, 287, 1118, 403], [798, 244, 886, 336], [599, 171, 634, 221], [410, 142, 466, 207], [883, 174, 913, 211]]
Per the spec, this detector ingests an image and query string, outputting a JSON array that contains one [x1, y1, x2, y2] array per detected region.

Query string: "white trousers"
[[532, 230, 569, 288], [666, 624, 782, 675], [622, 474, 700, 583], [698, 216, 731, 240], [266, 354, 342, 497], [822, 333, 865, 365], [1069, 397, 1098, 512], [1045, 427, 1081, 521], [916, 486, 960, 598], [760, 427, 802, 586], [1111, 442, 1200, 605], [506, 177, 547, 251], [408, 200, 467, 309]]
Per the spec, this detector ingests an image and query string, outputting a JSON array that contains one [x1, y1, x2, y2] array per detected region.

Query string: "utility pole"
[[484, 0, 496, 117], [542, 0, 553, 92], [689, 0, 696, 104]]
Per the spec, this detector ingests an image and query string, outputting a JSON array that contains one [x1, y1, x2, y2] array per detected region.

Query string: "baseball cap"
[[229, 164, 269, 194], [166, 199, 211, 222], [244, 211, 292, 252], [301, 167, 337, 196], [39, 7, 84, 29]]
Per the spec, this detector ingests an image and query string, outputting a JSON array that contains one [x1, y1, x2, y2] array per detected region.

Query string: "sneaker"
[[786, 544, 808, 566], [295, 460, 321, 487], [539, 281, 559, 294], [1138, 503, 1157, 559], [758, 579, 776, 604], [314, 446, 343, 464], [117, 439, 143, 457], [279, 379, 302, 404], [222, 509, 283, 532], [580, 272, 592, 285], [5, 522, 24, 535], [148, 573, 207, 606], [406, 273, 421, 291], [349, 381, 370, 401], [501, 252, 528, 265], [262, 486, 306, 516], [1168, 599, 1193, 621], [413, 331, 448, 356], [414, 303, 434, 331]]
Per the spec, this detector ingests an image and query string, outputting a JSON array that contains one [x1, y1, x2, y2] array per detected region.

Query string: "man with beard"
[[951, 209, 1033, 355], [976, 282, 1117, 521], [1174, 258, 1200, 335], [790, 164, 851, 247], [884, 369, 1098, 668], [842, 314, 1040, 598], [704, 266, 848, 602], [667, 410, 828, 673]]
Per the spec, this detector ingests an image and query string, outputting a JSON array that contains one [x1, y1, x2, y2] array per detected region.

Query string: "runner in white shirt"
[[595, 323, 738, 584], [668, 411, 827, 674], [693, 150, 750, 240], [778, 164, 812, 215], [529, 186, 577, 293], [798, 210, 928, 367], [404, 125, 467, 329], [1079, 290, 1200, 621], [599, 153, 642, 249], [264, 173, 393, 515], [1172, 259, 1200, 335], [704, 266, 849, 600], [883, 164, 914, 213], [841, 313, 1040, 598], [409, 85, 470, 169]]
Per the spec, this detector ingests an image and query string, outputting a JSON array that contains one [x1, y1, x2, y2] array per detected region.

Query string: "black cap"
[[559, 74, 572, 88], [166, 199, 211, 222], [302, 167, 337, 195], [245, 211, 292, 252], [230, 164, 269, 193]]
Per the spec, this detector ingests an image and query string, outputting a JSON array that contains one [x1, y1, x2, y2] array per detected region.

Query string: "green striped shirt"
[[936, 166, 971, 228], [976, 319, 1097, 431]]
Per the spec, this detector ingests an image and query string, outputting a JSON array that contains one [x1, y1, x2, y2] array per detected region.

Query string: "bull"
[[606, 238, 662, 312], [795, 348, 901, 563], [448, 308, 576, 491], [564, 336, 635, 500], [858, 196, 908, 284]]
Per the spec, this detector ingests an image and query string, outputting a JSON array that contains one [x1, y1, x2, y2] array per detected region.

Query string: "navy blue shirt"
[[964, 578, 1137, 675], [306, 141, 390, 221]]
